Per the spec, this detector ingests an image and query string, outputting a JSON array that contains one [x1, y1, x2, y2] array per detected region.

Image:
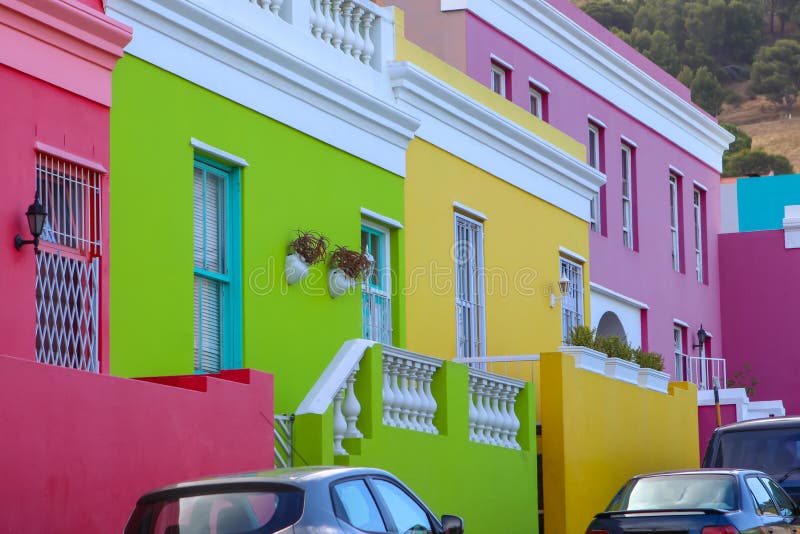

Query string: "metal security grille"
[[274, 414, 294, 468], [362, 292, 392, 345], [38, 153, 102, 255], [455, 214, 485, 364], [36, 252, 99, 372], [560, 257, 584, 341], [361, 225, 392, 345]]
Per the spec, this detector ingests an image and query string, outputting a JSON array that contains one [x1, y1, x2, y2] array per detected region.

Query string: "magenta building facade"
[[382, 0, 732, 381]]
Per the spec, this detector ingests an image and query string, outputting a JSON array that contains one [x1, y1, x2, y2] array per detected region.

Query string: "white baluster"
[[422, 364, 437, 433], [333, 386, 347, 455], [343, 365, 362, 438], [488, 387, 502, 446], [310, 0, 324, 39], [496, 384, 512, 448], [330, 0, 344, 50], [507, 385, 522, 450], [397, 358, 412, 429], [468, 375, 478, 441], [321, 0, 334, 44], [474, 379, 489, 444], [360, 12, 375, 65], [407, 363, 423, 431], [388, 355, 403, 427], [350, 7, 365, 60], [269, 0, 284, 15], [340, 1, 355, 55], [382, 357, 393, 425]]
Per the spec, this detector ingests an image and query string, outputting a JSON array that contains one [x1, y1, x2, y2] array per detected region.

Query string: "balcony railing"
[[297, 340, 528, 456], [687, 355, 727, 391]]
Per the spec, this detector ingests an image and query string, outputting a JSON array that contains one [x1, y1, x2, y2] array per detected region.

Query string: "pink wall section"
[[0, 355, 275, 533], [720, 230, 800, 414], [0, 64, 112, 371], [698, 403, 737, 458], [463, 14, 724, 368]]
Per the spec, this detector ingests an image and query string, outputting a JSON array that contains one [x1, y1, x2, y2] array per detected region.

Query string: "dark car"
[[585, 469, 800, 534], [703, 416, 800, 503], [124, 466, 464, 534]]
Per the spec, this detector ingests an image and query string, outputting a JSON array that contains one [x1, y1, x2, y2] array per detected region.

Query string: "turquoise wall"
[[738, 174, 800, 231], [294, 345, 539, 534], [110, 56, 405, 412]]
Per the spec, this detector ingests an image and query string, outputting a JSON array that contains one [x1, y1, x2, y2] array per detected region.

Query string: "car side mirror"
[[441, 515, 463, 534]]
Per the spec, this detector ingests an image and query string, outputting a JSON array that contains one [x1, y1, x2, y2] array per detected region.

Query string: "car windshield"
[[124, 487, 304, 534], [608, 474, 737, 512], [717, 429, 800, 478]]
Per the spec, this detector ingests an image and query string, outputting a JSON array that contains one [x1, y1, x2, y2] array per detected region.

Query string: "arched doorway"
[[596, 311, 627, 342]]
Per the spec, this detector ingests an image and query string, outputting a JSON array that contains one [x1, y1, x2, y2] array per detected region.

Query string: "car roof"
[[136, 466, 397, 501], [712, 416, 800, 433], [633, 468, 764, 479]]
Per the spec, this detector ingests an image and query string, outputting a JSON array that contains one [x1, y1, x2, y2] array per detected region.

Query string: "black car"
[[703, 416, 800, 503], [586, 469, 800, 534], [124, 466, 464, 534]]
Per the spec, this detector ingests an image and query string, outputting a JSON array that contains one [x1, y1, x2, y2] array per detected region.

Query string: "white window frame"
[[669, 174, 680, 272], [560, 257, 584, 341], [588, 124, 602, 233], [694, 188, 704, 282], [621, 144, 634, 249], [491, 63, 507, 98], [529, 86, 542, 118], [454, 213, 486, 363], [361, 220, 393, 346], [673, 325, 686, 381]]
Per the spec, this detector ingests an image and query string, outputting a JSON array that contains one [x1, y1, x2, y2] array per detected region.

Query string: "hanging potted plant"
[[285, 230, 329, 285], [328, 245, 372, 298]]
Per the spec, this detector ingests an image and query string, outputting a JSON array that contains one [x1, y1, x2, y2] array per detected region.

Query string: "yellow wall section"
[[404, 139, 590, 362], [392, 8, 586, 162], [540, 352, 699, 533]]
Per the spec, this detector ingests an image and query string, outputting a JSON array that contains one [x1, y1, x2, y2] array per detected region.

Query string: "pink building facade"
[[382, 0, 732, 381]]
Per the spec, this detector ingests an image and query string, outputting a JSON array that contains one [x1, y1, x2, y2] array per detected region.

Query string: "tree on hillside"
[[750, 39, 800, 116], [720, 122, 753, 153], [621, 28, 681, 74], [676, 66, 725, 115], [723, 149, 793, 176], [582, 0, 637, 33]]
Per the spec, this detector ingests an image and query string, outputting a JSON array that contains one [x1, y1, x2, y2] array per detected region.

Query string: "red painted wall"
[[0, 354, 275, 533], [720, 230, 800, 414], [0, 64, 111, 369], [698, 403, 738, 458]]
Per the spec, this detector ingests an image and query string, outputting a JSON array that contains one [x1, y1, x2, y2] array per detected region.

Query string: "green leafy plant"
[[289, 230, 329, 265], [564, 325, 596, 348], [634, 350, 664, 371], [594, 335, 634, 361], [727, 363, 758, 397]]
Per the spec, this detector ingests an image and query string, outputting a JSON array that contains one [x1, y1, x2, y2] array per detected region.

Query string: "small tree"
[[723, 149, 794, 177], [751, 39, 800, 117]]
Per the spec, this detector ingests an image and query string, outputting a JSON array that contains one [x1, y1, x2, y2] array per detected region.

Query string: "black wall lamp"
[[692, 324, 708, 352], [14, 193, 48, 253]]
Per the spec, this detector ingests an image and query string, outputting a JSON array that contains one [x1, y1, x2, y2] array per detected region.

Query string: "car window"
[[746, 477, 780, 515], [607, 474, 737, 511], [332, 479, 387, 532], [372, 479, 432, 533], [716, 429, 800, 476], [760, 477, 796, 516]]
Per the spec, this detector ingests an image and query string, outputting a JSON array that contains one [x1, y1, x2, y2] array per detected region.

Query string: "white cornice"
[[590, 282, 649, 310], [105, 0, 419, 177], [388, 61, 605, 221], [441, 0, 734, 171]]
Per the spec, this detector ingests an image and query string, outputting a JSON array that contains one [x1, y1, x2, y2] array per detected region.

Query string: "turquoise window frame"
[[361, 224, 386, 292], [193, 155, 243, 372]]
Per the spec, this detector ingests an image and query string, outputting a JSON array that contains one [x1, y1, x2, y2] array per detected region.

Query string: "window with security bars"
[[674, 325, 686, 381], [560, 257, 584, 341], [694, 188, 705, 283], [621, 144, 634, 249], [193, 158, 241, 374], [361, 223, 392, 345], [454, 213, 485, 363], [35, 152, 103, 372], [669, 175, 681, 272]]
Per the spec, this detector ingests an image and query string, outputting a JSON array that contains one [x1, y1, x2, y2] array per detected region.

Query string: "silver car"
[[124, 466, 465, 534]]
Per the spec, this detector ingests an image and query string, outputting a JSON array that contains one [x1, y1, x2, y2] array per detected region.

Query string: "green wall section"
[[294, 346, 540, 534], [110, 55, 405, 412]]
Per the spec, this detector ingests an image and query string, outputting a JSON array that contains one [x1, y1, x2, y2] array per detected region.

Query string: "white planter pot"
[[604, 357, 641, 385], [637, 368, 671, 394], [285, 253, 310, 285], [328, 268, 356, 298], [558, 345, 608, 375]]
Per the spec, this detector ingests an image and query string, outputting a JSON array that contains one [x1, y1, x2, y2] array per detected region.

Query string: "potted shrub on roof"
[[559, 325, 608, 375], [285, 230, 329, 285], [328, 245, 372, 298]]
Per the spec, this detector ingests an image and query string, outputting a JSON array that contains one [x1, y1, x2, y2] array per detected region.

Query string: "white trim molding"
[[34, 142, 108, 173], [528, 77, 551, 93], [693, 180, 709, 192], [191, 138, 249, 167], [453, 201, 488, 221], [388, 61, 606, 222], [620, 135, 638, 149], [784, 205, 800, 249], [590, 282, 649, 310], [668, 165, 684, 177], [558, 246, 586, 264], [437, 0, 734, 171], [673, 318, 689, 329], [106, 0, 419, 177], [361, 207, 404, 229], [587, 114, 607, 129], [489, 53, 514, 71]]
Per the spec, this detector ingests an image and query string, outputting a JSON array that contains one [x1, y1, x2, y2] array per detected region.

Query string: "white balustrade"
[[332, 362, 362, 455], [306, 0, 385, 67], [382, 347, 443, 434], [468, 369, 524, 450]]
